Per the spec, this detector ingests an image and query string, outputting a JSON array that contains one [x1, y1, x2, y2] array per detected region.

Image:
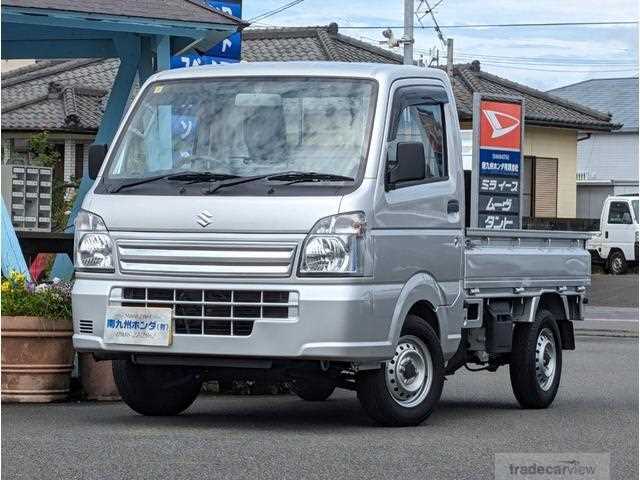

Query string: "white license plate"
[[104, 306, 173, 346]]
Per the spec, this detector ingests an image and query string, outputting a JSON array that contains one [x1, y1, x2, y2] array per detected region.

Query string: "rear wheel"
[[356, 315, 444, 426], [113, 359, 202, 416], [607, 250, 627, 275], [509, 309, 562, 409], [290, 379, 336, 401]]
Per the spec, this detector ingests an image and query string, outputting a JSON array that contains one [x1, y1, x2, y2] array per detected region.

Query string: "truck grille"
[[117, 241, 297, 277], [120, 288, 296, 336]]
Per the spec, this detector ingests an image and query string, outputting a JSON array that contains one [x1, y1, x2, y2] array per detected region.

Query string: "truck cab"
[[73, 62, 589, 426], [588, 195, 639, 274]]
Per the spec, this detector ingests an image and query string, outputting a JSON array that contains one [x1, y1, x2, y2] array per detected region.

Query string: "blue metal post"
[[52, 34, 142, 279]]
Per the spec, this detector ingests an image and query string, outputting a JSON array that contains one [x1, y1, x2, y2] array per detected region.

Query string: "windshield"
[[632, 200, 639, 223], [101, 77, 376, 195]]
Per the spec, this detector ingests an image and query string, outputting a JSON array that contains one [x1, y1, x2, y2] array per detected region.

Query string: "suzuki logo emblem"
[[195, 210, 213, 228], [482, 110, 520, 139]]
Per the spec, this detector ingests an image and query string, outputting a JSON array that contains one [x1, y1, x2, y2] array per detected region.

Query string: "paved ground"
[[2, 336, 637, 480], [588, 273, 638, 308]]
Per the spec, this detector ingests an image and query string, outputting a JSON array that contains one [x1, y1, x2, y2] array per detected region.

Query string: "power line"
[[455, 51, 634, 62], [311, 20, 638, 30], [248, 0, 306, 23], [455, 55, 637, 67], [474, 62, 639, 73]]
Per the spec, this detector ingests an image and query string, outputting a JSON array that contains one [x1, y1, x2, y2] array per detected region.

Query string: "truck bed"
[[464, 228, 591, 292]]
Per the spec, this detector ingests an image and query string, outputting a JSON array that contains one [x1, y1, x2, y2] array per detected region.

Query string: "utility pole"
[[403, 0, 414, 64], [446, 37, 453, 77]]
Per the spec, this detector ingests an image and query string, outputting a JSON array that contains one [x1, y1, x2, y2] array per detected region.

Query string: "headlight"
[[299, 212, 369, 276], [74, 210, 114, 271], [635, 230, 639, 243]]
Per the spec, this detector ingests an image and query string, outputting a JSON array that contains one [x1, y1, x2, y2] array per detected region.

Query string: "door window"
[[608, 201, 633, 224], [388, 87, 448, 186]]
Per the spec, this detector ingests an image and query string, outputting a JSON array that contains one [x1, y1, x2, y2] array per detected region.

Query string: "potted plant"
[[1, 271, 74, 402]]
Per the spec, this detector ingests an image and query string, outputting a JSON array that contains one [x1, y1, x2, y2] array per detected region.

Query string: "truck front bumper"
[[72, 278, 397, 362]]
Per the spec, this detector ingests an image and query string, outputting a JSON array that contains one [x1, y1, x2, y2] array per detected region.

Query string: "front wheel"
[[509, 309, 562, 409], [113, 360, 203, 416], [356, 315, 444, 426], [607, 250, 627, 275]]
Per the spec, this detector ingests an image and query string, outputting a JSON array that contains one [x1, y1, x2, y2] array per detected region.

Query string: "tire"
[[509, 309, 562, 409], [113, 359, 203, 416], [607, 250, 627, 275], [356, 315, 444, 427], [290, 379, 336, 401]]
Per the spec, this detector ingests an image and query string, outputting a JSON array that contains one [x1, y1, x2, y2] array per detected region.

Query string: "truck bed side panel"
[[464, 229, 591, 290]]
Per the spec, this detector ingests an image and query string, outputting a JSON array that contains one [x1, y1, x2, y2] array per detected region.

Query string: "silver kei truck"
[[73, 62, 590, 426]]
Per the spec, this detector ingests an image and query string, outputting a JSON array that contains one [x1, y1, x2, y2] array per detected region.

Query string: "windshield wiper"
[[268, 172, 355, 184], [203, 171, 354, 195], [108, 171, 238, 193]]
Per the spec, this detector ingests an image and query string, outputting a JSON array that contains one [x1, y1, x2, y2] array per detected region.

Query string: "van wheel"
[[290, 379, 336, 401], [607, 250, 627, 275], [509, 309, 562, 409], [356, 315, 444, 426], [113, 359, 202, 416]]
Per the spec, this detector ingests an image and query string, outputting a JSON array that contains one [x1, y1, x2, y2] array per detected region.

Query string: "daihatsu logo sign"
[[482, 110, 520, 139], [195, 210, 213, 228], [479, 100, 522, 151]]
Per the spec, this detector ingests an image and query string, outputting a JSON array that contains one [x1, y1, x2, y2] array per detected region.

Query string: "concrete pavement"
[[2, 336, 637, 480], [580, 305, 638, 337]]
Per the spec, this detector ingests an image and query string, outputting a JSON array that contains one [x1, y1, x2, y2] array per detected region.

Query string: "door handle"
[[605, 231, 609, 239], [447, 199, 460, 214]]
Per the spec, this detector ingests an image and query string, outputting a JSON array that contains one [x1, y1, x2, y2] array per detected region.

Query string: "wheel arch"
[[388, 273, 447, 348], [538, 292, 569, 321]]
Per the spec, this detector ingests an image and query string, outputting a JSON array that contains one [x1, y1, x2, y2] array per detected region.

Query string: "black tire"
[[113, 359, 202, 416], [509, 309, 562, 409], [356, 315, 444, 427], [607, 250, 627, 275], [290, 379, 336, 401]]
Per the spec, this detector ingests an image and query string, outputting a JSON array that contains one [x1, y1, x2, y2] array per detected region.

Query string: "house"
[[2, 59, 121, 184], [548, 77, 639, 219], [1, 23, 618, 219]]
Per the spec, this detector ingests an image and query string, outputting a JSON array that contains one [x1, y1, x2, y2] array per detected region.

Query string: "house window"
[[75, 143, 84, 180], [524, 156, 558, 218]]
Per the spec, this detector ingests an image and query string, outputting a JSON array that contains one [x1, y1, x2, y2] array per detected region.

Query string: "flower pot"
[[1, 316, 74, 403], [79, 354, 121, 401]]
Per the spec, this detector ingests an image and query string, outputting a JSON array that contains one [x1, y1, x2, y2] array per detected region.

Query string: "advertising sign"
[[471, 93, 525, 230], [171, 0, 242, 69]]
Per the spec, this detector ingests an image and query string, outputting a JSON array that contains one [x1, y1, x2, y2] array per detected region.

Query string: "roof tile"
[[1, 24, 617, 133]]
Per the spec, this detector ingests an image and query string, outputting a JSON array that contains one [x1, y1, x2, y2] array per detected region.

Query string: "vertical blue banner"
[[171, 0, 242, 69]]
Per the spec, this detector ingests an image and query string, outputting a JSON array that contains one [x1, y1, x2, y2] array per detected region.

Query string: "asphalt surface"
[[2, 336, 637, 480], [588, 273, 638, 308]]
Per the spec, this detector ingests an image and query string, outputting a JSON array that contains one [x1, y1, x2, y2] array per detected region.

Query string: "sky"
[[241, 0, 639, 91]]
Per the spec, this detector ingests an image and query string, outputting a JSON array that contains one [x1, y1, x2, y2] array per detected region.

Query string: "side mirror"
[[88, 143, 108, 180], [387, 142, 426, 188]]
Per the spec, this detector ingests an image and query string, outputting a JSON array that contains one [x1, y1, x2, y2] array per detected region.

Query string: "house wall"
[[523, 126, 577, 218], [576, 131, 639, 182], [576, 184, 613, 219], [1, 132, 95, 175]]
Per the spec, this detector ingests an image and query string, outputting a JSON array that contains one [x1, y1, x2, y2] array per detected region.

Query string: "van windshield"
[[100, 77, 376, 195]]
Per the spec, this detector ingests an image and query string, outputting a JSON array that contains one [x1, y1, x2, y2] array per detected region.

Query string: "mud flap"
[[558, 320, 575, 350]]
